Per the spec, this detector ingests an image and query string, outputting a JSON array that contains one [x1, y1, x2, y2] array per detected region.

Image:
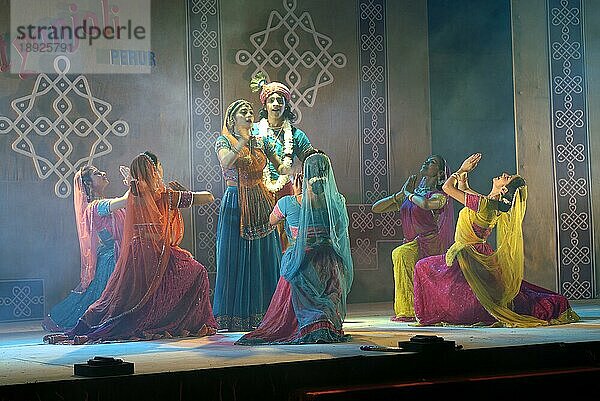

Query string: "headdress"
[[140, 151, 157, 169], [250, 72, 291, 105], [222, 99, 252, 135]]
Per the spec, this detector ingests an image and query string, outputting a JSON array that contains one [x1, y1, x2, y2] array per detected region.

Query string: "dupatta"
[[83, 154, 184, 328], [73, 170, 97, 292], [445, 186, 548, 327], [281, 153, 354, 291]]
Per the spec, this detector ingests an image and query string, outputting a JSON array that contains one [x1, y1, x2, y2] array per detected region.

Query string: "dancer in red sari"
[[45, 151, 218, 343]]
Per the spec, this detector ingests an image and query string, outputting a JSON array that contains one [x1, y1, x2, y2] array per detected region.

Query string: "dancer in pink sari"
[[413, 153, 579, 327], [372, 155, 454, 321], [45, 151, 218, 343]]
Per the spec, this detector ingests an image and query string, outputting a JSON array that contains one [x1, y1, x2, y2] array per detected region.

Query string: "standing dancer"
[[371, 155, 454, 321], [250, 72, 315, 250], [413, 153, 580, 327], [45, 151, 218, 343], [214, 99, 291, 331], [43, 166, 127, 332], [237, 151, 353, 344]]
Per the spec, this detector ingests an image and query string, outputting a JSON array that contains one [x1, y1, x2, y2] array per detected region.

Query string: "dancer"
[[236, 151, 353, 344], [45, 151, 218, 343], [214, 99, 291, 331], [372, 155, 454, 321], [413, 153, 580, 327], [251, 73, 315, 250], [42, 166, 127, 332]]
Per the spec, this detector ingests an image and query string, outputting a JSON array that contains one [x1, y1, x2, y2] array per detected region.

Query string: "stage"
[[1, 301, 599, 400]]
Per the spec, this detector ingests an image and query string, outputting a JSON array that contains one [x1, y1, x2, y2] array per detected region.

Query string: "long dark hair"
[[498, 176, 526, 212], [80, 165, 96, 202], [130, 151, 159, 196]]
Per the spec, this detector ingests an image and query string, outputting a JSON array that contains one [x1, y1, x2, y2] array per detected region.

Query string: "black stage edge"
[[1, 341, 599, 401]]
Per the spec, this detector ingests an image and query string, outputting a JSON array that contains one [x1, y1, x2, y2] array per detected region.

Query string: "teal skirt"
[[213, 186, 282, 331]]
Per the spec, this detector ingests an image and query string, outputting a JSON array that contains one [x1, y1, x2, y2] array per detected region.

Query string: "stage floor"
[[1, 300, 599, 387]]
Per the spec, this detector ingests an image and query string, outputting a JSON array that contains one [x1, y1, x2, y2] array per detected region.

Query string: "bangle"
[[408, 193, 415, 203], [451, 172, 460, 180], [392, 192, 402, 208]]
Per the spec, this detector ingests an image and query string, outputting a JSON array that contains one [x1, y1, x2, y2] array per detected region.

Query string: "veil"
[[73, 170, 97, 292], [81, 154, 185, 328], [281, 153, 353, 290]]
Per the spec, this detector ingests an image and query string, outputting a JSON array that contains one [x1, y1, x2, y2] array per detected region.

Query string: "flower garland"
[[258, 118, 293, 192]]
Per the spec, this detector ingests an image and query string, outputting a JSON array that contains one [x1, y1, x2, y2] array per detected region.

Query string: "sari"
[[213, 118, 282, 331], [414, 191, 579, 327], [42, 171, 125, 332], [46, 154, 217, 343], [391, 183, 454, 321], [237, 152, 353, 344]]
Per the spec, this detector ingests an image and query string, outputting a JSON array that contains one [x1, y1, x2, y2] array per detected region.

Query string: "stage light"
[[74, 356, 134, 377]]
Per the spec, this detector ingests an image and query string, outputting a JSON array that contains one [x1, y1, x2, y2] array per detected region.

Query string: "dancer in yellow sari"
[[413, 153, 579, 327]]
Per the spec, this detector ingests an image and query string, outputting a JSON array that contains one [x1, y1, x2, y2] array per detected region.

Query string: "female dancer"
[[214, 99, 291, 331], [43, 166, 127, 332], [413, 153, 580, 327], [45, 151, 218, 343], [236, 151, 353, 344], [372, 155, 454, 321]]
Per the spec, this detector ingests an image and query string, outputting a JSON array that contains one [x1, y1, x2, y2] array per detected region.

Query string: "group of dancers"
[[43, 74, 578, 346]]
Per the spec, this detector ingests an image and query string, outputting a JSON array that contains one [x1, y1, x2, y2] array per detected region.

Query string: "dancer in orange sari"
[[45, 151, 218, 343]]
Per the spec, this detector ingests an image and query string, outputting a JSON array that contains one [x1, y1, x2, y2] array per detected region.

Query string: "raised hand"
[[292, 173, 303, 195], [402, 174, 417, 194], [458, 153, 482, 173], [119, 166, 131, 186]]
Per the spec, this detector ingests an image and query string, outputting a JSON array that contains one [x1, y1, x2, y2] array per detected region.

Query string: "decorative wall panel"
[[358, 0, 388, 203], [0, 56, 129, 198], [235, 0, 347, 123], [548, 0, 595, 298], [187, 0, 223, 284], [0, 279, 44, 322]]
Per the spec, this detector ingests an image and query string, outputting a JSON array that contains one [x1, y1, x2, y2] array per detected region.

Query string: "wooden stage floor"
[[1, 300, 599, 400]]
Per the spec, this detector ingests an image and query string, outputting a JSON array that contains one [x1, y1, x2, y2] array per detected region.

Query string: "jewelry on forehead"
[[141, 152, 157, 168]]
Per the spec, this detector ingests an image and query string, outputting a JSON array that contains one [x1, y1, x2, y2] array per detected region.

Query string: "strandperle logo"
[[10, 0, 152, 74]]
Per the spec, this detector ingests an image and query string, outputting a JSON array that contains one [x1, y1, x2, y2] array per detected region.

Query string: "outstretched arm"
[[107, 189, 129, 212], [168, 181, 215, 207], [371, 192, 404, 213]]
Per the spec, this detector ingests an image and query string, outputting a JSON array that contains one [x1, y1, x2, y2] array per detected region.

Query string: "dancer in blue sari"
[[42, 166, 127, 332], [214, 99, 291, 331], [236, 151, 353, 344]]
